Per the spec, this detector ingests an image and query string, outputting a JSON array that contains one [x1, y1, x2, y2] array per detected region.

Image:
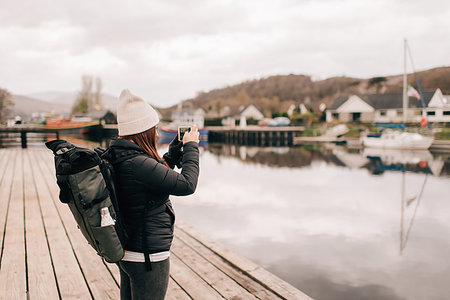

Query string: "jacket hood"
[[109, 138, 145, 158], [110, 138, 144, 151]]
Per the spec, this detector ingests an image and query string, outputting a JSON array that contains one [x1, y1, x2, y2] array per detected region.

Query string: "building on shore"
[[88, 110, 117, 124], [327, 88, 450, 124], [221, 104, 265, 126], [171, 102, 205, 128]]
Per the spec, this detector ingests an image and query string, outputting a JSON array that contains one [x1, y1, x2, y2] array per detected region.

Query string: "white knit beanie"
[[117, 89, 160, 136]]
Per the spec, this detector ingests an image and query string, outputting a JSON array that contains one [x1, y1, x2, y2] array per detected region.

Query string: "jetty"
[[0, 126, 60, 148], [0, 148, 311, 300], [207, 126, 304, 146]]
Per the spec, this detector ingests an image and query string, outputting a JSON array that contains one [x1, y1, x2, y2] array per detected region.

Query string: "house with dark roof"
[[88, 110, 117, 124], [326, 89, 450, 123]]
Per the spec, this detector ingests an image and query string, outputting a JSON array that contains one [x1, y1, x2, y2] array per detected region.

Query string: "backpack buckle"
[[56, 147, 70, 155]]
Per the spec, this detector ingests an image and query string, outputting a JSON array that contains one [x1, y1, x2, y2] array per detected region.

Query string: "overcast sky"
[[1, 0, 449, 107]]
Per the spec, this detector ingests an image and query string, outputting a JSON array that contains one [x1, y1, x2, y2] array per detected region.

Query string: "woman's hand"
[[183, 125, 199, 144], [163, 137, 183, 168]]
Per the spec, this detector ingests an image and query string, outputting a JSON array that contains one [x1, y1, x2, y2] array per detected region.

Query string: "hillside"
[[7, 66, 450, 121], [24, 91, 118, 111], [160, 66, 450, 118], [10, 95, 70, 119], [8, 92, 119, 120]]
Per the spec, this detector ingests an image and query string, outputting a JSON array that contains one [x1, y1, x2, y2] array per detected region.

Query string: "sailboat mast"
[[403, 39, 408, 125]]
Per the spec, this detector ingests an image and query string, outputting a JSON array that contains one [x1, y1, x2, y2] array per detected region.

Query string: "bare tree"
[[72, 75, 103, 114], [94, 77, 103, 110], [0, 88, 13, 124]]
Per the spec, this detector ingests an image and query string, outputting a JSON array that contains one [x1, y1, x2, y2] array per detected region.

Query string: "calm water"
[[168, 144, 450, 300], [25, 135, 450, 300]]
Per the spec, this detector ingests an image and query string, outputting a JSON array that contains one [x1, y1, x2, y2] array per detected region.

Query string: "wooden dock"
[[0, 148, 311, 300], [207, 126, 304, 146]]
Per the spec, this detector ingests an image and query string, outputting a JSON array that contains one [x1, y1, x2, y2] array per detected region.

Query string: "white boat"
[[361, 129, 433, 149], [324, 124, 349, 137], [361, 40, 434, 150]]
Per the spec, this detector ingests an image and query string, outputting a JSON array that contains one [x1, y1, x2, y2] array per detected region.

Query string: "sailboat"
[[361, 39, 434, 150]]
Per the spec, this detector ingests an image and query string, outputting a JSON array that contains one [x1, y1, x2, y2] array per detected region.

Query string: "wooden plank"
[[34, 149, 120, 299], [176, 223, 312, 299], [29, 150, 92, 299], [0, 149, 13, 208], [176, 224, 281, 298], [39, 149, 212, 300], [0, 149, 14, 250], [39, 150, 134, 294], [174, 227, 279, 300], [23, 150, 60, 300], [0, 150, 26, 299], [171, 236, 258, 299], [170, 254, 224, 300], [0, 148, 6, 165], [40, 149, 122, 282], [103, 261, 120, 289], [166, 277, 192, 300]]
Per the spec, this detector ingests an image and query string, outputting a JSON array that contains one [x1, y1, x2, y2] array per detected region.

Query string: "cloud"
[[0, 0, 449, 106]]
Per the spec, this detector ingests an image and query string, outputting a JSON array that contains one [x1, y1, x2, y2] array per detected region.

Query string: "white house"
[[287, 104, 296, 117], [327, 89, 450, 124], [239, 104, 265, 120], [221, 104, 265, 126], [171, 102, 205, 128]]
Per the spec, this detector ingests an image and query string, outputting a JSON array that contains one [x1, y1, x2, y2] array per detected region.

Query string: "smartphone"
[[178, 126, 192, 141]]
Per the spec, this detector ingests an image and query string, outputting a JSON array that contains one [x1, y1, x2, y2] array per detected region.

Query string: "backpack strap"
[[141, 201, 168, 271], [103, 147, 164, 271]]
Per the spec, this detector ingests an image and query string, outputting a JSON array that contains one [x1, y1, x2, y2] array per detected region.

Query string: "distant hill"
[[26, 91, 74, 103], [9, 66, 450, 121], [8, 92, 119, 120], [25, 91, 118, 111], [159, 66, 450, 118], [10, 94, 70, 120]]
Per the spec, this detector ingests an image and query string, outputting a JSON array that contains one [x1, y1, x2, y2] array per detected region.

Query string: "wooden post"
[[288, 131, 293, 146], [21, 131, 27, 148]]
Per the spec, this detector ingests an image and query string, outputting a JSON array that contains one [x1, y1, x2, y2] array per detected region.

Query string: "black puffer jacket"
[[109, 138, 199, 254]]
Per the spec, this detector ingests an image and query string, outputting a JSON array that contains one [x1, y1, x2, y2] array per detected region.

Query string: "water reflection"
[[207, 143, 450, 177], [172, 143, 450, 300]]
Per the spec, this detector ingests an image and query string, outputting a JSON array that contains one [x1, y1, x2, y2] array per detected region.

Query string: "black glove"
[[163, 137, 183, 169]]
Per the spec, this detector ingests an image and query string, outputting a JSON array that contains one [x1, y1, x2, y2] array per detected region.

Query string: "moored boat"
[[361, 129, 433, 149], [42, 117, 103, 137], [361, 39, 434, 150]]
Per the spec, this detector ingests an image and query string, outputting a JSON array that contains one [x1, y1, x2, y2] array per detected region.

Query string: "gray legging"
[[118, 259, 170, 300]]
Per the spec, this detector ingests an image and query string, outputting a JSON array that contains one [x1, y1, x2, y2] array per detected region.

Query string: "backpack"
[[45, 139, 131, 263]]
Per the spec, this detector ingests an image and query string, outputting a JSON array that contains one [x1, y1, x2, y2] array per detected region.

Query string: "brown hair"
[[119, 126, 169, 168]]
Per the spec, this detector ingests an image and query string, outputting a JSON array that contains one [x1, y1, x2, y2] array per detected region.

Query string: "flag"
[[407, 85, 420, 99], [420, 116, 427, 127]]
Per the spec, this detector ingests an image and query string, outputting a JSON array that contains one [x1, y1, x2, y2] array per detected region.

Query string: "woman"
[[110, 89, 199, 300]]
